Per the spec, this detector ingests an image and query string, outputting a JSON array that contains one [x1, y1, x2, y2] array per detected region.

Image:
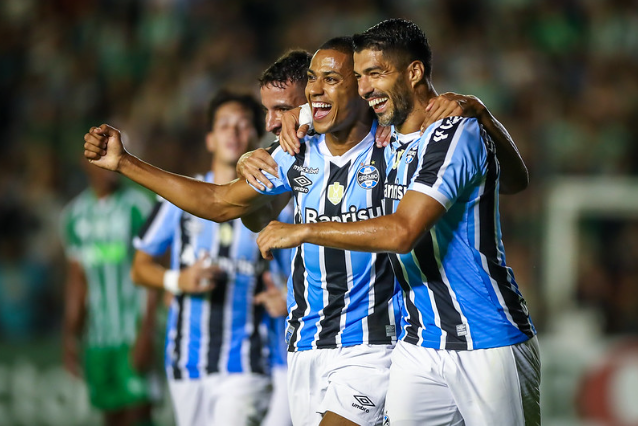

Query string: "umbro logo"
[[352, 395, 375, 413], [293, 176, 313, 194], [293, 176, 312, 187]]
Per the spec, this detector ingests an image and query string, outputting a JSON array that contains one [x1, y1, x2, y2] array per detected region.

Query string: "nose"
[[265, 111, 280, 134], [357, 75, 372, 99], [307, 80, 322, 97]]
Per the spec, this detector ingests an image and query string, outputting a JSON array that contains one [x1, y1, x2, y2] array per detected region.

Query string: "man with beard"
[[84, 37, 401, 426], [256, 19, 539, 426], [84, 34, 529, 425]]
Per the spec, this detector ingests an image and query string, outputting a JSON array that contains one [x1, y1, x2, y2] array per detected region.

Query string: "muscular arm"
[[83, 124, 272, 222], [432, 92, 529, 194], [257, 191, 445, 257], [425, 93, 528, 194], [241, 192, 291, 232], [131, 250, 167, 290], [476, 108, 528, 194]]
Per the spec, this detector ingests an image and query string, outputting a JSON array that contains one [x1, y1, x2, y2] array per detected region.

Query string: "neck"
[[396, 83, 437, 134], [325, 111, 374, 156], [212, 158, 237, 184]]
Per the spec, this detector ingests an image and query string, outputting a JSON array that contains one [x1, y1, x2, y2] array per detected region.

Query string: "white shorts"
[[261, 365, 292, 426], [168, 373, 271, 426], [288, 344, 393, 426], [385, 337, 541, 426]]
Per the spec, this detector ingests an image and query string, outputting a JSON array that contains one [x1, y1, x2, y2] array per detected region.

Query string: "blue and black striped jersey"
[[134, 172, 271, 380], [254, 122, 402, 352], [385, 117, 536, 350]]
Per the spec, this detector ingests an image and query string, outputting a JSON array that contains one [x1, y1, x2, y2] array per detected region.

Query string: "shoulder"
[[271, 136, 314, 166]]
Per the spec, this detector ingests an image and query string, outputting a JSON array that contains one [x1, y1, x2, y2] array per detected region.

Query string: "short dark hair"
[[353, 18, 432, 79], [259, 49, 312, 90], [318, 36, 354, 56], [206, 90, 265, 139]]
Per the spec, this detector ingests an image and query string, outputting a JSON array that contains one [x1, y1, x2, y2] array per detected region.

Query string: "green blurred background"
[[1, 0, 637, 424]]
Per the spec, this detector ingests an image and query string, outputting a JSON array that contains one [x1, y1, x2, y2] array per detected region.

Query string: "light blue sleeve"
[[409, 118, 486, 210], [132, 198, 182, 256], [249, 145, 295, 195]]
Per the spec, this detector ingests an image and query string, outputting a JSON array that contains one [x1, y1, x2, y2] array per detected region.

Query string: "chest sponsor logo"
[[327, 182, 344, 205], [357, 164, 380, 189], [293, 175, 312, 193], [384, 183, 408, 200], [292, 165, 319, 174], [305, 205, 383, 223]]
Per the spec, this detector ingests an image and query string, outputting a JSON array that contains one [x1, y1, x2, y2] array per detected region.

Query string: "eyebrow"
[[362, 66, 384, 74], [308, 69, 342, 78]]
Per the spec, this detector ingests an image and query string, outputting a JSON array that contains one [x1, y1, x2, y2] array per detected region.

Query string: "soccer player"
[[255, 49, 312, 426], [130, 90, 278, 426], [256, 19, 540, 426], [85, 36, 401, 426], [83, 36, 527, 425], [60, 160, 159, 426]]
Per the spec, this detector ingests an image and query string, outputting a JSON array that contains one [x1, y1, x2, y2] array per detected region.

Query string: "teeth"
[[368, 98, 388, 107], [312, 102, 331, 109]]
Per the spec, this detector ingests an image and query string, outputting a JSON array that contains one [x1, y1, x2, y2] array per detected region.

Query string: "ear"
[[205, 131, 216, 154], [407, 61, 425, 88]]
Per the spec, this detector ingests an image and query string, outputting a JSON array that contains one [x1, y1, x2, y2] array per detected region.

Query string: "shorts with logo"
[[287, 344, 393, 426], [84, 344, 159, 411], [384, 337, 541, 426]]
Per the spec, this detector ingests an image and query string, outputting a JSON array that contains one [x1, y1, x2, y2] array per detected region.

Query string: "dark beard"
[[378, 77, 413, 127]]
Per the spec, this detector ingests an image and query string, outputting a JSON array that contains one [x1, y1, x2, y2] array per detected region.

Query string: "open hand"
[[237, 148, 279, 191]]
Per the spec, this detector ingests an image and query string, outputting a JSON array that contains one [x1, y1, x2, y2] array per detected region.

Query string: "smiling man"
[[84, 37, 402, 426], [83, 31, 531, 425], [257, 19, 539, 426]]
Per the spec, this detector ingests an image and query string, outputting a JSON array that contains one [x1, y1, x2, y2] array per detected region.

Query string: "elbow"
[[500, 170, 529, 195], [392, 225, 419, 254]]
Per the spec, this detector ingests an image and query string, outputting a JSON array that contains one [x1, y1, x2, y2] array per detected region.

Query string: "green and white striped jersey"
[[61, 185, 153, 347]]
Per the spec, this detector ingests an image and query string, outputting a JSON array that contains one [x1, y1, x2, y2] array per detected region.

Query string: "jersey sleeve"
[[249, 144, 295, 195], [408, 117, 486, 210], [133, 197, 182, 256]]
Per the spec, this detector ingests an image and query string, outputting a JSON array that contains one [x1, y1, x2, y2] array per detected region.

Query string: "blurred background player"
[[60, 160, 159, 426], [131, 89, 290, 426]]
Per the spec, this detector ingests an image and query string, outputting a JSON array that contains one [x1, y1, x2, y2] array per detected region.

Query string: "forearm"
[[300, 215, 414, 254], [117, 154, 250, 222], [478, 109, 529, 194], [131, 251, 168, 290]]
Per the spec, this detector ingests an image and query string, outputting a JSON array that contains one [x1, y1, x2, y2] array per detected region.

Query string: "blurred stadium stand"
[[1, 0, 637, 424]]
